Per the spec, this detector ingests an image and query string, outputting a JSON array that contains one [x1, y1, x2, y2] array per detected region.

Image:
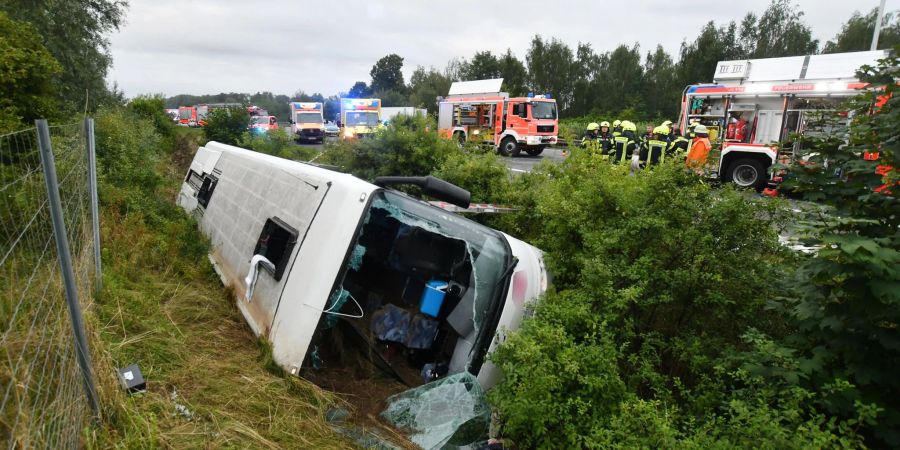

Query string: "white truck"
[[381, 107, 427, 123], [678, 50, 887, 189], [177, 141, 549, 390], [288, 102, 325, 143]]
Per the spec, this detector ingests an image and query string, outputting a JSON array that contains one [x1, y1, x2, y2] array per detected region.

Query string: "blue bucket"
[[419, 280, 449, 318]]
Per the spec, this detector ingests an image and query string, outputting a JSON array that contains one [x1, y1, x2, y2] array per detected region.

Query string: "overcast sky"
[[107, 0, 893, 98]]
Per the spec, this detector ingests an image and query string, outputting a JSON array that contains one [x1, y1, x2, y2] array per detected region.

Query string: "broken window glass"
[[381, 372, 490, 449]]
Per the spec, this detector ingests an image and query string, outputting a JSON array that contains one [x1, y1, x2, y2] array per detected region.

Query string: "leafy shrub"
[[319, 113, 458, 181], [768, 52, 900, 447], [433, 148, 510, 203], [127, 94, 175, 137], [0, 11, 61, 131], [487, 153, 818, 447], [239, 128, 317, 161], [203, 107, 249, 145]]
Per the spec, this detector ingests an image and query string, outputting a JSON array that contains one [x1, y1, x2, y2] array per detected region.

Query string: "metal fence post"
[[36, 119, 100, 419], [85, 118, 102, 291]]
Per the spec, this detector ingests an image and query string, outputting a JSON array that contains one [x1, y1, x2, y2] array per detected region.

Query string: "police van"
[[177, 142, 548, 389]]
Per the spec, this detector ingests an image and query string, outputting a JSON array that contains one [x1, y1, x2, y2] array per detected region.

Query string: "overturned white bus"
[[177, 142, 548, 389]]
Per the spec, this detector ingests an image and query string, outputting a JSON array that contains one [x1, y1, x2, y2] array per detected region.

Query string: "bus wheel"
[[499, 137, 519, 157], [726, 158, 766, 190], [525, 146, 545, 156]]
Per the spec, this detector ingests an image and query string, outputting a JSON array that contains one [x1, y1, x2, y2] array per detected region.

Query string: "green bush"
[[127, 94, 175, 137], [203, 107, 248, 145], [433, 148, 510, 203], [0, 11, 61, 131], [319, 113, 458, 181], [485, 152, 834, 447], [239, 127, 317, 161], [766, 51, 900, 447]]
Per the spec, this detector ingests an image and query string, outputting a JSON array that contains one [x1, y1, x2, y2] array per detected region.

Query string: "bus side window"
[[253, 217, 299, 281]]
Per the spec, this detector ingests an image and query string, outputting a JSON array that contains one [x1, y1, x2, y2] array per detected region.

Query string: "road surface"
[[501, 147, 567, 173], [292, 135, 568, 173]]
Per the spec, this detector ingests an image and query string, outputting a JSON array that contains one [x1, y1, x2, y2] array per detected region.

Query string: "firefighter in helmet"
[[686, 124, 712, 174], [598, 121, 614, 156], [644, 125, 672, 167], [612, 120, 638, 164], [661, 120, 674, 142], [612, 119, 623, 138], [669, 126, 690, 159], [581, 122, 600, 147]]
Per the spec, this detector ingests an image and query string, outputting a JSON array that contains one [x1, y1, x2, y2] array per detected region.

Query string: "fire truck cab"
[[178, 106, 197, 127], [679, 50, 887, 189], [439, 79, 558, 157]]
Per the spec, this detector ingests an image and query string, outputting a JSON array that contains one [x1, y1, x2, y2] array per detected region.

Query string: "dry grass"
[[84, 128, 356, 449]]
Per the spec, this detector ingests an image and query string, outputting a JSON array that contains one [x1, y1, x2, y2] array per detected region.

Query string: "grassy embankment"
[[83, 110, 355, 448]]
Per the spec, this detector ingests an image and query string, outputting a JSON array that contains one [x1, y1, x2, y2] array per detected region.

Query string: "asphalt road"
[[501, 147, 567, 173]]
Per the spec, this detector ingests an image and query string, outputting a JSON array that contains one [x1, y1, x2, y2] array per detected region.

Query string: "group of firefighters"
[[579, 120, 711, 172]]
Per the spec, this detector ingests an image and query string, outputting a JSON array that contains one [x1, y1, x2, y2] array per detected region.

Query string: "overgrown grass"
[[83, 106, 353, 448]]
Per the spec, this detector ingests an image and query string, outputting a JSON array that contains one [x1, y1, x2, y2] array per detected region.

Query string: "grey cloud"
[[108, 0, 890, 97]]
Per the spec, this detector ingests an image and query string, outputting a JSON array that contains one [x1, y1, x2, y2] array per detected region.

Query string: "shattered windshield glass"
[[329, 190, 512, 372]]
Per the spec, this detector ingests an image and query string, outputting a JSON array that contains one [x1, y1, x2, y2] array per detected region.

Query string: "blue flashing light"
[[527, 92, 534, 98], [544, 93, 552, 99]]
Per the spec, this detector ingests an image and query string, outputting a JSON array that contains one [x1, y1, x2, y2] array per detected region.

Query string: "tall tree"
[[823, 8, 900, 53], [408, 66, 451, 114], [498, 49, 528, 97], [570, 43, 602, 116], [369, 54, 406, 93], [346, 81, 371, 98], [1, 0, 127, 111], [526, 36, 575, 113], [642, 45, 679, 120], [464, 51, 501, 80], [745, 0, 818, 58], [595, 44, 645, 115], [0, 11, 61, 130]]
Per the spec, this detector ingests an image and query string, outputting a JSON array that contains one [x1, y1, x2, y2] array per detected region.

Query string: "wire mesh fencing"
[[0, 120, 100, 449]]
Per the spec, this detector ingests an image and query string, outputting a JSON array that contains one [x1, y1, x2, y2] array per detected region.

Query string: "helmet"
[[621, 120, 637, 132], [586, 122, 599, 131], [694, 124, 709, 134], [600, 121, 610, 127], [661, 120, 673, 127], [613, 120, 622, 128], [653, 125, 669, 135]]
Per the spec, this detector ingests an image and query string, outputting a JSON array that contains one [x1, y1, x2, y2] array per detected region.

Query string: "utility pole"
[[872, 0, 887, 51]]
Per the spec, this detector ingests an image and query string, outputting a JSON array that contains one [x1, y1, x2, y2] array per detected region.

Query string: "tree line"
[[166, 1, 900, 124]]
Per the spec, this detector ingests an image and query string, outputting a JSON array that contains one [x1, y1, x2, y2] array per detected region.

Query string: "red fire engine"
[[438, 79, 558, 157]]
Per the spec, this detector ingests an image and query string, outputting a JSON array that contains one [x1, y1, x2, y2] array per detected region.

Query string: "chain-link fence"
[[0, 120, 101, 448]]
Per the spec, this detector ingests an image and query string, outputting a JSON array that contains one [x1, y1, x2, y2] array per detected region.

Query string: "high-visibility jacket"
[[612, 135, 637, 164], [645, 139, 669, 165], [670, 136, 690, 157], [598, 132, 614, 155], [686, 137, 712, 169]]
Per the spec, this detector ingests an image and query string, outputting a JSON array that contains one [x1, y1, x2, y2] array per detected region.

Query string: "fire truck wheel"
[[726, 158, 766, 190], [455, 132, 465, 148], [525, 146, 545, 156], [499, 137, 519, 157]]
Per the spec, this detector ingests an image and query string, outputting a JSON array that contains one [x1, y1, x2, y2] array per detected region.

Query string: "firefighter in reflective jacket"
[[598, 121, 614, 156], [612, 121, 638, 164], [612, 119, 622, 138], [686, 124, 712, 174], [669, 127, 690, 158], [643, 125, 671, 167], [661, 120, 674, 142], [581, 122, 600, 147]]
